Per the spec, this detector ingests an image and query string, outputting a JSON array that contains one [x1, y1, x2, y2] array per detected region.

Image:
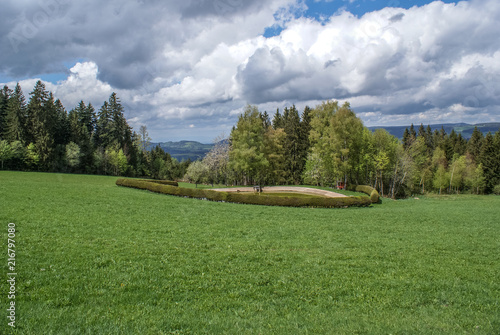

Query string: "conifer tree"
[[3, 83, 26, 143], [0, 86, 12, 139], [402, 128, 411, 150], [478, 132, 498, 192], [283, 105, 302, 184], [260, 111, 271, 129], [467, 126, 483, 162], [95, 101, 112, 148], [272, 108, 283, 129], [26, 81, 55, 169], [425, 125, 434, 152], [418, 123, 425, 139]]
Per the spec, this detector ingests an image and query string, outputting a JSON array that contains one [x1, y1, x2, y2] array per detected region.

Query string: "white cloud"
[[54, 62, 113, 108], [2, 0, 500, 142]]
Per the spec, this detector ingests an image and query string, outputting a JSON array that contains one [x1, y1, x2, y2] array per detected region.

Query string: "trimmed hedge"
[[116, 179, 372, 208], [138, 179, 178, 187], [354, 185, 380, 203]]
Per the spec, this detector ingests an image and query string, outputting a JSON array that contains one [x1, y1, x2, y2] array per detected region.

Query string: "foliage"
[[493, 184, 500, 195], [354, 185, 380, 203], [0, 82, 189, 180]]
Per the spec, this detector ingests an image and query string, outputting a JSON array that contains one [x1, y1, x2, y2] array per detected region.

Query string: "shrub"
[[116, 179, 372, 208], [354, 185, 380, 204], [493, 184, 500, 195], [138, 179, 178, 187]]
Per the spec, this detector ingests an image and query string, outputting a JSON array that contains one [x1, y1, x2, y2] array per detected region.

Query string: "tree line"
[[0, 81, 189, 179], [186, 102, 500, 196]]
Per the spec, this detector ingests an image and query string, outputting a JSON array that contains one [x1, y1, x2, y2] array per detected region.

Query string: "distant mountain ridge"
[[148, 141, 214, 161], [368, 122, 500, 139], [152, 123, 500, 161]]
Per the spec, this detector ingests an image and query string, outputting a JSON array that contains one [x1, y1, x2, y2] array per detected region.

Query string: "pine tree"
[[25, 80, 49, 146], [260, 111, 271, 129], [425, 125, 434, 152], [418, 123, 425, 139], [467, 126, 483, 162], [95, 101, 112, 148], [402, 128, 411, 150], [0, 86, 12, 139], [283, 105, 302, 184], [454, 133, 467, 156], [298, 106, 312, 182], [272, 108, 283, 129], [409, 124, 417, 142], [478, 132, 498, 193], [3, 83, 26, 143], [53, 99, 70, 146], [108, 93, 129, 148]]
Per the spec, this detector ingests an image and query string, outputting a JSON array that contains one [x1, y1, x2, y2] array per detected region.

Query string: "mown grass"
[[1, 171, 499, 334]]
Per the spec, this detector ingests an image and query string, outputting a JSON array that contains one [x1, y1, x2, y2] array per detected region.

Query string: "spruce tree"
[[283, 105, 302, 184], [0, 86, 12, 139], [478, 132, 498, 193], [25, 80, 49, 146], [3, 83, 26, 143], [409, 123, 417, 142], [467, 126, 483, 162], [260, 111, 271, 129], [425, 125, 434, 152], [272, 108, 283, 129], [95, 101, 112, 149], [417, 123, 425, 139], [454, 133, 467, 156], [402, 128, 411, 150]]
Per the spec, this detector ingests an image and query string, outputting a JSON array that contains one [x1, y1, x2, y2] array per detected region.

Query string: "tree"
[[282, 105, 303, 184], [203, 134, 231, 185], [0, 86, 12, 139], [139, 125, 152, 152], [467, 126, 483, 162], [65, 142, 81, 170], [0, 140, 12, 169], [25, 142, 39, 169], [107, 146, 128, 176], [448, 155, 467, 193], [95, 101, 112, 148], [433, 164, 449, 194], [372, 128, 398, 196], [229, 105, 268, 185], [467, 163, 486, 194], [184, 160, 208, 187], [272, 108, 283, 129], [3, 83, 26, 143], [263, 127, 286, 185], [329, 102, 364, 188], [478, 132, 499, 193], [308, 100, 339, 185]]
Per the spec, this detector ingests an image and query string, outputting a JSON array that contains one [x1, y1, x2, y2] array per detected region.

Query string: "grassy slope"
[[1, 172, 499, 334]]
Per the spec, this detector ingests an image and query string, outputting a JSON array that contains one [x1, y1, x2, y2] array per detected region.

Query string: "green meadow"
[[1, 171, 499, 334]]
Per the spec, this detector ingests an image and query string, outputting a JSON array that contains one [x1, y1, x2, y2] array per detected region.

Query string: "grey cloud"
[[389, 13, 404, 22]]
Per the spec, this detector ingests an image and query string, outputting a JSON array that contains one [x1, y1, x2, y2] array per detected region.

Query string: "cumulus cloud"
[[1, 0, 500, 142]]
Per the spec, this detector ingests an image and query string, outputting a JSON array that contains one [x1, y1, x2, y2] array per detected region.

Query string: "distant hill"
[[149, 141, 214, 162], [368, 122, 500, 139]]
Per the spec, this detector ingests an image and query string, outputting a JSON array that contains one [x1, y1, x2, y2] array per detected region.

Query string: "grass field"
[[1, 171, 499, 334]]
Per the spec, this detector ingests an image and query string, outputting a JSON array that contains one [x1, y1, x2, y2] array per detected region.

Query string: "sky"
[[1, 0, 499, 143]]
